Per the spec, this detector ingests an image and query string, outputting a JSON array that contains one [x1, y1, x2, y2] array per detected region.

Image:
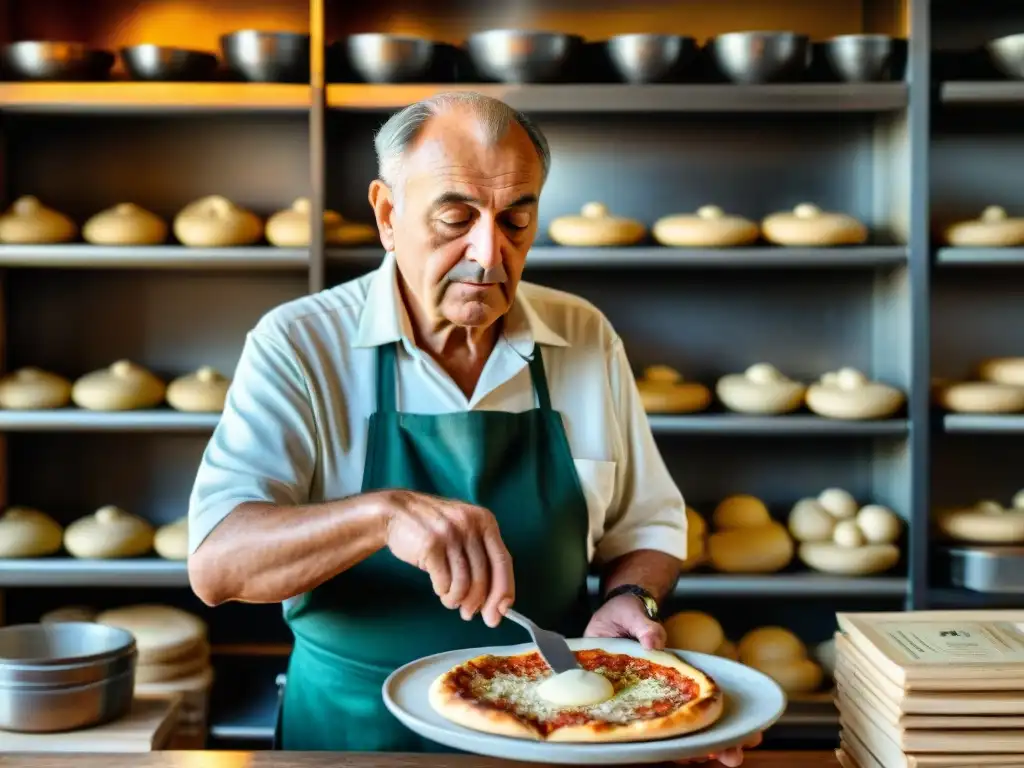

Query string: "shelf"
[[936, 247, 1024, 266], [0, 409, 220, 432], [326, 83, 908, 113], [648, 415, 909, 437], [0, 245, 308, 269], [647, 573, 907, 598], [0, 558, 189, 587], [0, 559, 905, 597], [329, 246, 909, 270], [927, 588, 1024, 609], [940, 82, 1024, 106], [0, 83, 311, 113], [943, 414, 1024, 434]]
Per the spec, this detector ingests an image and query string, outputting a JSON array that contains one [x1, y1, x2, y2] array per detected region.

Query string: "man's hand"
[[584, 593, 666, 650], [379, 489, 514, 628], [585, 594, 761, 766]]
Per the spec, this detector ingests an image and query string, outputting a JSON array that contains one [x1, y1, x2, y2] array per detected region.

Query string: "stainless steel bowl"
[[606, 34, 698, 83], [466, 30, 581, 83], [709, 31, 810, 84], [823, 34, 900, 82], [120, 44, 219, 81], [0, 622, 136, 688], [0, 668, 134, 733], [220, 30, 310, 83], [345, 33, 435, 83], [2, 41, 115, 81], [986, 33, 1024, 80]]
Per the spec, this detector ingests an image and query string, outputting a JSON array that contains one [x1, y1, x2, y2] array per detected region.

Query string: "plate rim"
[[381, 637, 788, 764]]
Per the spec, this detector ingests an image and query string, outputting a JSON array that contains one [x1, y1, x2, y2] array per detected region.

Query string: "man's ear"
[[368, 179, 396, 252]]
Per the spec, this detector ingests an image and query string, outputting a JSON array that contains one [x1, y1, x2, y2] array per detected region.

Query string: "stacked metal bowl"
[[0, 622, 136, 733]]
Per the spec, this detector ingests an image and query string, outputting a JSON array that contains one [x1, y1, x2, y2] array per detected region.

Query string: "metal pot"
[[2, 41, 115, 81], [220, 30, 310, 83], [0, 668, 135, 733], [708, 31, 810, 84], [120, 45, 220, 81], [466, 30, 581, 83], [0, 622, 136, 687]]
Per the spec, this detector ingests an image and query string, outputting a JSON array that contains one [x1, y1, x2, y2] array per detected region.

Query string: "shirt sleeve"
[[592, 336, 689, 565], [187, 329, 318, 555]]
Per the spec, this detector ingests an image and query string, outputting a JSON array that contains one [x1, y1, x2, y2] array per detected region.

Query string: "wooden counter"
[[3, 750, 838, 768]]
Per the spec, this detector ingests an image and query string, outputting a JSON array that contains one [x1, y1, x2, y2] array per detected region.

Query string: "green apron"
[[276, 340, 592, 751]]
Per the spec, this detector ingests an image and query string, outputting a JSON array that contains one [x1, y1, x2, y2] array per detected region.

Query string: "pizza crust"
[[428, 647, 724, 743]]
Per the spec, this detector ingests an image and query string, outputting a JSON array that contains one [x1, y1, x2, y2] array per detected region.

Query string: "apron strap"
[[526, 347, 553, 412], [376, 342, 398, 413]]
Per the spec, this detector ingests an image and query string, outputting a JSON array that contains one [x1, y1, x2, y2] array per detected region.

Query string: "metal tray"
[[947, 546, 1024, 593]]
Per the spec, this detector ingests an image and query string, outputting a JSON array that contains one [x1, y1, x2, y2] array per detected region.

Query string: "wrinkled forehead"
[[400, 111, 543, 206]]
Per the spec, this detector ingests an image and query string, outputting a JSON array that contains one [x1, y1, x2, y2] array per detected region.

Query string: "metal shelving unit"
[[0, 245, 309, 269], [926, 0, 1024, 609], [2, 0, 1016, 750]]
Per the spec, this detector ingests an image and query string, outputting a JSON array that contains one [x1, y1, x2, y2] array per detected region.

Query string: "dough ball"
[[1011, 490, 1024, 510], [82, 203, 168, 246], [832, 519, 866, 548], [715, 639, 739, 661], [708, 521, 794, 573], [663, 611, 725, 654], [738, 626, 807, 666], [814, 638, 836, 679], [536, 668, 614, 706], [713, 494, 771, 529], [817, 488, 858, 519], [787, 498, 836, 543], [681, 506, 707, 570], [41, 606, 98, 623], [0, 367, 73, 410], [154, 517, 188, 560], [63, 505, 155, 559], [0, 506, 64, 558], [751, 657, 824, 694], [166, 367, 230, 413], [855, 504, 902, 545]]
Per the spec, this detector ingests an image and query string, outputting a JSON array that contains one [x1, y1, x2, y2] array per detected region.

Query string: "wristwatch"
[[603, 584, 660, 621]]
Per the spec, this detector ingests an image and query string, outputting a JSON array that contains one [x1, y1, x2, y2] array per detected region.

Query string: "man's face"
[[369, 107, 543, 332]]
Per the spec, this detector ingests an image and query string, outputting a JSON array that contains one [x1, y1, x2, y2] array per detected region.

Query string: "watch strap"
[[604, 584, 660, 620]]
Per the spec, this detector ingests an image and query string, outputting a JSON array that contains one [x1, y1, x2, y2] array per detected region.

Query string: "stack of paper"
[[832, 610, 1024, 768]]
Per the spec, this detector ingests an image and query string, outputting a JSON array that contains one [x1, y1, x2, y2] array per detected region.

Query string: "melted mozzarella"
[[535, 668, 615, 707]]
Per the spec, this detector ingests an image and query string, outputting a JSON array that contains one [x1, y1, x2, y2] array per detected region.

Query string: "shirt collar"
[[354, 251, 570, 353]]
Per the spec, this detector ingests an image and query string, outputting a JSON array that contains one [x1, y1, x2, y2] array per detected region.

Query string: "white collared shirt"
[[188, 252, 688, 569]]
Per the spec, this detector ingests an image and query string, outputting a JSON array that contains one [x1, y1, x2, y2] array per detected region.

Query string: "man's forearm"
[[188, 494, 387, 607], [601, 549, 681, 605]]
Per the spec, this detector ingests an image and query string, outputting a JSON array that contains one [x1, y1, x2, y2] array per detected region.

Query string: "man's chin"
[[444, 301, 505, 329]]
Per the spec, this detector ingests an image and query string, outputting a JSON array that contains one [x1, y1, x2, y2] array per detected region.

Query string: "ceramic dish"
[[382, 636, 786, 764]]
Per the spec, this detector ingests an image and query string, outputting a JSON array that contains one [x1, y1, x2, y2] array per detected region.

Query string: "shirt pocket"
[[572, 459, 617, 561]]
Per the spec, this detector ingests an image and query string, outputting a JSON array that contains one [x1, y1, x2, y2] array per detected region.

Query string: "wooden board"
[[0, 696, 180, 752]]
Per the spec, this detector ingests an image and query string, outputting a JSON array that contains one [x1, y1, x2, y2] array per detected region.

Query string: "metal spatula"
[[504, 608, 580, 674]]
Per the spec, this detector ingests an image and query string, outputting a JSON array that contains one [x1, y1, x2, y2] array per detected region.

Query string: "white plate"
[[382, 636, 787, 765]]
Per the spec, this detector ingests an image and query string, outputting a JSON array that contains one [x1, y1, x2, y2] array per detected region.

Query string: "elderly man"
[[186, 92, 755, 764]]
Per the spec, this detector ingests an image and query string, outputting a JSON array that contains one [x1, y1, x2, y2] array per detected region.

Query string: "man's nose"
[[466, 219, 502, 268]]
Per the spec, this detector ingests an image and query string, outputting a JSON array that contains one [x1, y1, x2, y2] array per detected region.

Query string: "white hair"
[[373, 91, 551, 196]]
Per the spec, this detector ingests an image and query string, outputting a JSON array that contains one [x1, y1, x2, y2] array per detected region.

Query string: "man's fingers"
[[460, 533, 490, 621], [421, 539, 452, 597], [481, 521, 514, 627], [442, 541, 470, 609]]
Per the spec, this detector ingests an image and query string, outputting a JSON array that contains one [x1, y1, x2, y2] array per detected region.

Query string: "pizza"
[[428, 646, 724, 743]]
